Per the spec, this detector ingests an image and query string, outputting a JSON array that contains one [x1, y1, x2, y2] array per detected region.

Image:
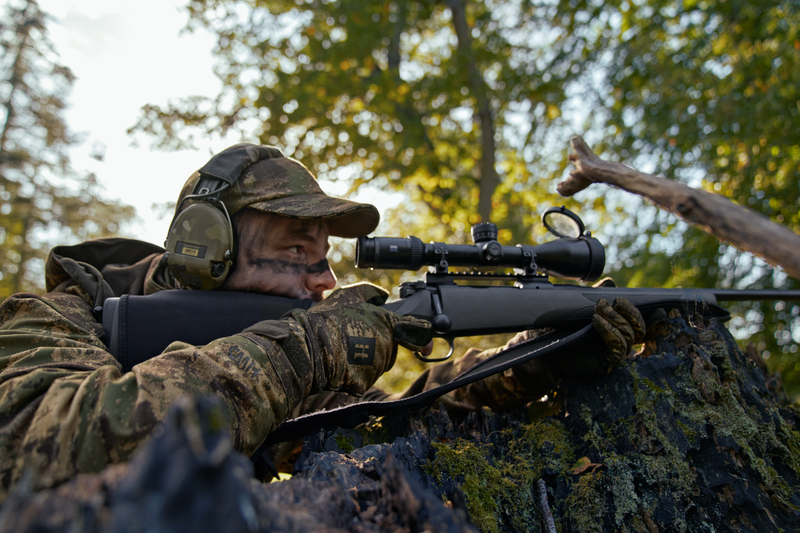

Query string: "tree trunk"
[[560, 136, 800, 281], [0, 1, 35, 162], [2, 314, 798, 532], [446, 0, 499, 224]]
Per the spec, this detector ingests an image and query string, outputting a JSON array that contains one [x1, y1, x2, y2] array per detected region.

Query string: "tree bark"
[[559, 135, 800, 280]]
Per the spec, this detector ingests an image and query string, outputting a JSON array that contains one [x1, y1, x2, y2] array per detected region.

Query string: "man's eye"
[[288, 246, 302, 254]]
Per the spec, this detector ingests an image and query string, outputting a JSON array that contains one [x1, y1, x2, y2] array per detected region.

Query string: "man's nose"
[[307, 266, 337, 293]]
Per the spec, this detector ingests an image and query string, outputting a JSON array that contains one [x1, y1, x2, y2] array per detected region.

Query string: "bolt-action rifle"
[[102, 206, 800, 370]]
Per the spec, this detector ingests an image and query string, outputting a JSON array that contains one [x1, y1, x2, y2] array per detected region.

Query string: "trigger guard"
[[414, 338, 455, 363]]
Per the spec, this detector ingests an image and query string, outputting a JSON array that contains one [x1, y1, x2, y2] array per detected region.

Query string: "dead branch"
[[536, 479, 557, 533], [559, 136, 800, 281]]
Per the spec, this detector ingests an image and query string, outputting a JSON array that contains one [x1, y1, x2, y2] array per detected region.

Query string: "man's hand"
[[592, 298, 646, 369], [491, 296, 646, 406], [290, 283, 432, 396]]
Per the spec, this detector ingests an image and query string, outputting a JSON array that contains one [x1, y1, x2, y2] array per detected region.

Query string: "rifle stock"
[[101, 290, 314, 372]]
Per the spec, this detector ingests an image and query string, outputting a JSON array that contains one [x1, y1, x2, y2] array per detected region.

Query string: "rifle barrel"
[[713, 289, 800, 301]]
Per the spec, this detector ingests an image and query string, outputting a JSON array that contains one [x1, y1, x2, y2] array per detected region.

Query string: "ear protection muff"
[[165, 194, 235, 290], [165, 144, 284, 290]]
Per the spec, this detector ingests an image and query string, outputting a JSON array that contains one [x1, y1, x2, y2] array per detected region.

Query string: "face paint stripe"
[[306, 258, 330, 275], [246, 257, 330, 276], [247, 257, 307, 275]]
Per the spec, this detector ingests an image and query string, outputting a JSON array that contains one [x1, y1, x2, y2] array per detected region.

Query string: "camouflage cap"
[[176, 144, 380, 238]]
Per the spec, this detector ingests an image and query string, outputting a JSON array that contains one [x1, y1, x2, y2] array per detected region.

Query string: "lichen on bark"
[[413, 312, 800, 532]]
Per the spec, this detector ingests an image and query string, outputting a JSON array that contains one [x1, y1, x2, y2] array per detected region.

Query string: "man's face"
[[220, 210, 336, 301]]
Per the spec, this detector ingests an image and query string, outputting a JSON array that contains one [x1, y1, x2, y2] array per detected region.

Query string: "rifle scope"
[[356, 222, 606, 282]]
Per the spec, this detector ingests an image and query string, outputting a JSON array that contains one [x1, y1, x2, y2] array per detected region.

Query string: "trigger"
[[414, 337, 455, 363]]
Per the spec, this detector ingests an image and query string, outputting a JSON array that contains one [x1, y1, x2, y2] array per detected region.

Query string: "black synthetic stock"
[[102, 285, 800, 370], [101, 290, 314, 371], [382, 284, 734, 337]]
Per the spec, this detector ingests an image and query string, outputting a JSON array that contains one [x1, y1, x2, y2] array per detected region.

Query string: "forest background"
[[3, 0, 800, 397]]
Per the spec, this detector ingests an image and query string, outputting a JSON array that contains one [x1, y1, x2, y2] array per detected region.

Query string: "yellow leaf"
[[570, 456, 602, 475]]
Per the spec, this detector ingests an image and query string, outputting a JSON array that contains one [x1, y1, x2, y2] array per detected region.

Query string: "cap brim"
[[247, 194, 380, 238]]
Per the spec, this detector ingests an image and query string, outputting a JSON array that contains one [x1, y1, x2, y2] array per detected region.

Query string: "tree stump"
[[1, 315, 798, 532]]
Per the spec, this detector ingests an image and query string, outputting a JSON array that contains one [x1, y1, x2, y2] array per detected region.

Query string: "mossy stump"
[[301, 313, 800, 532]]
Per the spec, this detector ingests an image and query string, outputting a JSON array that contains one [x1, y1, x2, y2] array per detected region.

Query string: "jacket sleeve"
[[0, 288, 317, 495]]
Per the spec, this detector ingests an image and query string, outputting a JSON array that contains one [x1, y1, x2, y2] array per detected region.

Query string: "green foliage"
[[560, 0, 800, 393], [131, 0, 595, 233], [131, 0, 800, 396], [0, 0, 135, 298]]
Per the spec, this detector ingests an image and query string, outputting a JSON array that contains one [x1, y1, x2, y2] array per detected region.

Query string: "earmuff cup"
[[165, 203, 234, 290]]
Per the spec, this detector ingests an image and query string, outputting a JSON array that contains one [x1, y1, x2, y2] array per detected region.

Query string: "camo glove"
[[478, 297, 646, 409], [523, 297, 645, 379], [591, 298, 646, 368], [287, 283, 432, 396]]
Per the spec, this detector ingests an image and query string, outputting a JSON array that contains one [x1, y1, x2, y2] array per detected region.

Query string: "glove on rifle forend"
[[477, 296, 646, 411], [592, 297, 647, 367], [246, 283, 432, 397]]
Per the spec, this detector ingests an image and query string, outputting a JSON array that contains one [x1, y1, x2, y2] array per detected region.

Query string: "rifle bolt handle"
[[432, 314, 452, 334]]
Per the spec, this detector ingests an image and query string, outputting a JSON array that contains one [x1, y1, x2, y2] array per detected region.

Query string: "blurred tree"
[[0, 0, 135, 298], [130, 0, 800, 396], [556, 0, 800, 392], [130, 0, 604, 243]]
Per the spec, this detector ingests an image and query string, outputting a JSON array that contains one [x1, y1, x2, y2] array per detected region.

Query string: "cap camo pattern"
[[176, 144, 380, 238]]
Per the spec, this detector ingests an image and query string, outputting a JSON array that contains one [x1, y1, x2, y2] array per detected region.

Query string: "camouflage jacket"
[[0, 238, 322, 497], [0, 238, 548, 498]]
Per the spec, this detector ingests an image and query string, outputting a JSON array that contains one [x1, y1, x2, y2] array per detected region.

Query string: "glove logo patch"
[[348, 337, 375, 366]]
